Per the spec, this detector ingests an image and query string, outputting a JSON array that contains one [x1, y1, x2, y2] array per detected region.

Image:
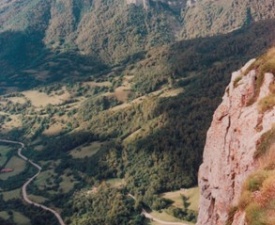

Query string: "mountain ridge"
[[2, 0, 275, 65]]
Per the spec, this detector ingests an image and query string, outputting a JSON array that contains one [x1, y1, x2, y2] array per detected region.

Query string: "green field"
[[70, 141, 103, 159], [149, 211, 194, 225], [0, 156, 26, 180], [161, 187, 199, 211], [0, 211, 9, 220], [33, 169, 57, 190], [2, 188, 21, 201], [59, 174, 78, 193], [0, 210, 30, 225], [28, 194, 48, 204], [106, 178, 125, 188], [0, 145, 13, 166], [147, 187, 200, 225]]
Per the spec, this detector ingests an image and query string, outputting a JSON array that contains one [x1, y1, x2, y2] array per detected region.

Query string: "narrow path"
[[0, 139, 66, 225], [128, 194, 189, 225], [142, 209, 190, 225]]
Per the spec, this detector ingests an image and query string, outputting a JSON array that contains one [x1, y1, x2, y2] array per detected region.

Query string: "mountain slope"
[[181, 0, 275, 39], [2, 0, 275, 66], [0, 19, 275, 225]]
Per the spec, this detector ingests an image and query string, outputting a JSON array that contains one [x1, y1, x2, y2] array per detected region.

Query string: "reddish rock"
[[197, 59, 275, 225]]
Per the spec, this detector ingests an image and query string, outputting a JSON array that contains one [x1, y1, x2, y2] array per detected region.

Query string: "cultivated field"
[[161, 187, 199, 211], [70, 141, 104, 159], [0, 156, 26, 180], [0, 145, 12, 165], [0, 210, 30, 225], [147, 187, 200, 225], [2, 188, 21, 201]]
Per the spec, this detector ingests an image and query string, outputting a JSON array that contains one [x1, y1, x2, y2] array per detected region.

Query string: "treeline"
[[69, 183, 145, 225], [0, 196, 59, 225]]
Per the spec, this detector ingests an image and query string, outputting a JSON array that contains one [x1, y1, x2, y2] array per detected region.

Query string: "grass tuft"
[[258, 95, 275, 113], [244, 48, 275, 105], [233, 76, 242, 88], [238, 190, 253, 210], [243, 170, 269, 192], [245, 202, 265, 225], [254, 126, 275, 158], [238, 169, 275, 225]]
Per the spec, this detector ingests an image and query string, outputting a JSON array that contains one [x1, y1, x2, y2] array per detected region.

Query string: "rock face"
[[197, 59, 275, 225], [126, 0, 149, 9], [126, 0, 186, 10]]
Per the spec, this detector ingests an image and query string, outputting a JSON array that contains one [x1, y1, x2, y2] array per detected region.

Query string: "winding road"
[[128, 194, 189, 225], [0, 139, 66, 225], [142, 209, 190, 225], [2, 138, 190, 225]]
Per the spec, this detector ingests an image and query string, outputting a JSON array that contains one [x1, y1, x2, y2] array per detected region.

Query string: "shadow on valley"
[[0, 30, 109, 94], [63, 18, 275, 206]]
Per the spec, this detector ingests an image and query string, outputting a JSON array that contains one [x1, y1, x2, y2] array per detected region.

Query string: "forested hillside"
[[1, 0, 275, 224], [2, 0, 275, 74], [0, 17, 275, 224]]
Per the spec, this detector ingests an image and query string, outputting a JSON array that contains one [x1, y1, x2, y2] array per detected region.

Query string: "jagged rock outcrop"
[[197, 59, 275, 225]]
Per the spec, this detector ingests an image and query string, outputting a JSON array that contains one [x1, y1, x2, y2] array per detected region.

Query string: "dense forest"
[[1, 17, 275, 224]]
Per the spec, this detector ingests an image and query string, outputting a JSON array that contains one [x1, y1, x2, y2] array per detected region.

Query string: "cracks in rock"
[[224, 104, 232, 162], [254, 113, 263, 132], [224, 95, 236, 203], [209, 197, 216, 223]]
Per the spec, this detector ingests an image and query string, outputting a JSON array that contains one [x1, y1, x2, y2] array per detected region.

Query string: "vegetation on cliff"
[[226, 49, 275, 225]]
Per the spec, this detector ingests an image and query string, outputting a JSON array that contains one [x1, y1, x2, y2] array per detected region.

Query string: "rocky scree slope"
[[197, 49, 275, 225]]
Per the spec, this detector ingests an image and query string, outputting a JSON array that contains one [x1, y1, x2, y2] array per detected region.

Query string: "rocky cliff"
[[197, 50, 275, 225]]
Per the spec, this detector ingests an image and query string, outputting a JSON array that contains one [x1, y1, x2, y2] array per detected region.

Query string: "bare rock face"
[[125, 0, 186, 10], [126, 0, 149, 9], [197, 59, 275, 225]]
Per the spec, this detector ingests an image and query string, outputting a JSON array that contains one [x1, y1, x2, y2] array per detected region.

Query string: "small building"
[[0, 168, 14, 173]]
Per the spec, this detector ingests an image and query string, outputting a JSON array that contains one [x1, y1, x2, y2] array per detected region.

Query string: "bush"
[[151, 197, 173, 210], [245, 202, 265, 225], [258, 95, 275, 113], [260, 175, 275, 205], [238, 169, 275, 225], [254, 126, 275, 158], [245, 48, 275, 105], [244, 170, 269, 192], [233, 76, 242, 87], [238, 190, 253, 210]]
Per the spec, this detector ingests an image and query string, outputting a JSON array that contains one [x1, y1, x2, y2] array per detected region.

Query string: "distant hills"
[[1, 1, 275, 224], [1, 0, 275, 66]]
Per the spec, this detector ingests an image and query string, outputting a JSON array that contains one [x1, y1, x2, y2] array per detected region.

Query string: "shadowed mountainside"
[[2, 0, 275, 64]]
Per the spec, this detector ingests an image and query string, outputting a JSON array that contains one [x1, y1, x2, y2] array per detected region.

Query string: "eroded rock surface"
[[197, 59, 275, 225]]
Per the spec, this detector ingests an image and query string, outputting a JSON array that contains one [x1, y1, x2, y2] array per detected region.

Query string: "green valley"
[[1, 0, 275, 224]]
